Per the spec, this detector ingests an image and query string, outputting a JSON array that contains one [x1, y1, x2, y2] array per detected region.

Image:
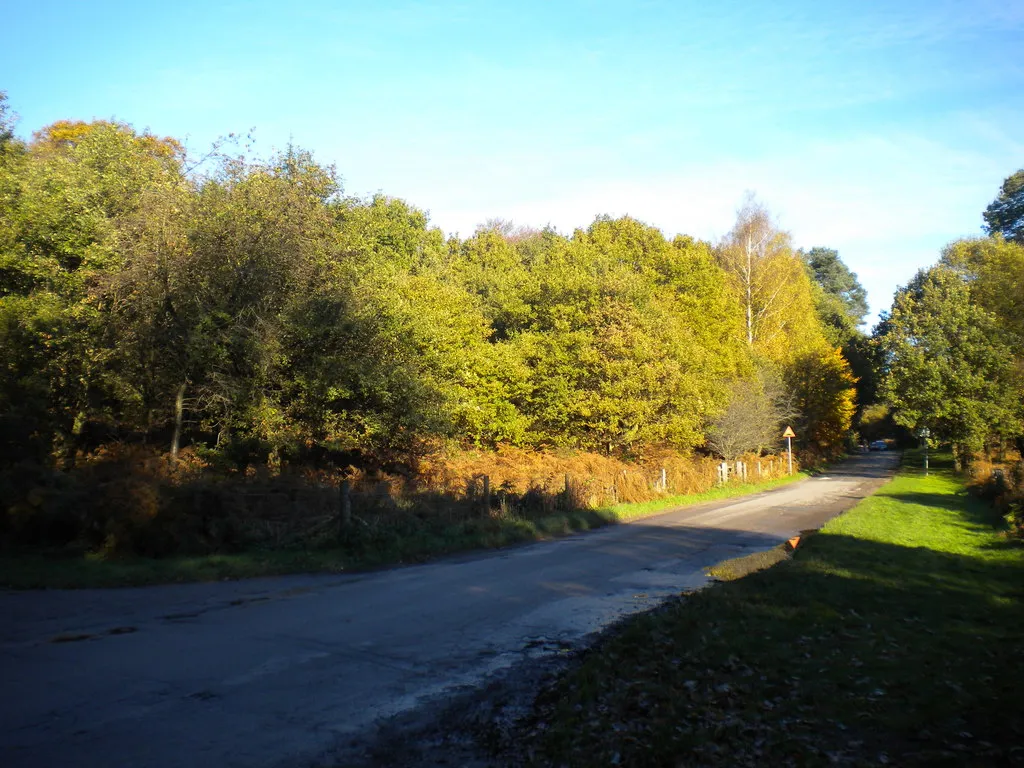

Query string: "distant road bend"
[[1, 452, 899, 768]]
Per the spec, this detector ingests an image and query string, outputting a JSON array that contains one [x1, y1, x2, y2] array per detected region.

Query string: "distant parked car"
[[869, 440, 888, 451]]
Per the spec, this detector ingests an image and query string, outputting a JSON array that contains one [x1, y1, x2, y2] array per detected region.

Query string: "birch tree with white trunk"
[[715, 194, 824, 363]]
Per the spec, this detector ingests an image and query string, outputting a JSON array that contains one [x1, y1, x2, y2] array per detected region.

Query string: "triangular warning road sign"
[[782, 426, 796, 438]]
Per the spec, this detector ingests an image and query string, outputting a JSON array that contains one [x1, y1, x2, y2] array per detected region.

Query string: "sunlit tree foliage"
[[0, 101, 861, 477]]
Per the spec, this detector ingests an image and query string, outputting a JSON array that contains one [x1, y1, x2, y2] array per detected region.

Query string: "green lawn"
[[0, 471, 808, 589], [519, 452, 1024, 766]]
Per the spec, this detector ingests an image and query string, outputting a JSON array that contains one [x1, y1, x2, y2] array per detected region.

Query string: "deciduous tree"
[[786, 347, 857, 456], [715, 195, 825, 363], [983, 169, 1024, 244], [707, 374, 794, 460], [878, 265, 1023, 468]]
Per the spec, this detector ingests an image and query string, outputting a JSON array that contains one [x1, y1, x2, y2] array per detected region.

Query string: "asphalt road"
[[0, 452, 899, 768]]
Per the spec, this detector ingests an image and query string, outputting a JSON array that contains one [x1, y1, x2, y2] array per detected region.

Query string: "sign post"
[[782, 426, 796, 474]]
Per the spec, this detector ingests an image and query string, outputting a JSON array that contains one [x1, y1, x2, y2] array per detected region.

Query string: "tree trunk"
[[746, 296, 753, 346], [953, 443, 966, 472], [745, 235, 754, 346], [171, 381, 186, 461]]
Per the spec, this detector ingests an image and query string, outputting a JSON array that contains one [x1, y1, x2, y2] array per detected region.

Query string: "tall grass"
[[0, 444, 806, 588], [3, 443, 796, 561]]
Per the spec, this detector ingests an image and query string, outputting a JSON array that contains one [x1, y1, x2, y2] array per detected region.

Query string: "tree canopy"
[[877, 183, 1024, 463], [715, 195, 827, 365], [983, 169, 1024, 244], [0, 104, 860, 476], [801, 246, 868, 343], [0, 91, 16, 148], [877, 264, 1023, 465]]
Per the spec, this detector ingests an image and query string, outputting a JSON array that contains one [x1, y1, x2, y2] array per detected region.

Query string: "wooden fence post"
[[339, 479, 352, 531], [483, 474, 491, 516], [661, 467, 667, 492]]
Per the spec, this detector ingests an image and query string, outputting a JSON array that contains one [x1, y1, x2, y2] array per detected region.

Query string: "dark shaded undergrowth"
[[0, 471, 805, 589], [516, 453, 1024, 766]]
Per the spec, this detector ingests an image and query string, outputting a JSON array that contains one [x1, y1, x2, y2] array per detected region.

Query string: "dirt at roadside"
[[317, 534, 828, 768], [313, 642, 575, 767], [317, 591, 707, 768]]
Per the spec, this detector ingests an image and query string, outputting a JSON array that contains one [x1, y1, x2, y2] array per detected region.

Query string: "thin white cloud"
[[421, 125, 1018, 321]]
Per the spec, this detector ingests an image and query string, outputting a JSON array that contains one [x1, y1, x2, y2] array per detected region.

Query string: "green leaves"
[[983, 169, 1024, 244], [459, 216, 750, 453], [519, 463, 1024, 767], [715, 195, 828, 365], [878, 264, 1023, 453], [802, 246, 869, 329], [0, 106, 864, 467]]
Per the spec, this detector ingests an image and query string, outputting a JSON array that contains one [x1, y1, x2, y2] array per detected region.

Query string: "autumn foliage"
[[0, 103, 858, 557]]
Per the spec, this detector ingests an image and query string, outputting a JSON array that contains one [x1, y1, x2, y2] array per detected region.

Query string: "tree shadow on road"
[[514, 516, 1024, 767]]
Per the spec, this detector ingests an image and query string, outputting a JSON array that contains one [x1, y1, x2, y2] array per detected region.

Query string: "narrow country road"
[[1, 452, 898, 768]]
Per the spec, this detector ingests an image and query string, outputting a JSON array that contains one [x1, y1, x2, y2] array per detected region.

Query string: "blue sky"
[[3, 0, 1022, 321]]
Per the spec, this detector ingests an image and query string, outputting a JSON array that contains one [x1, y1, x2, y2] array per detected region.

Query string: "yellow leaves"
[[4, 118, 866, 466], [787, 346, 857, 455], [31, 119, 183, 161], [715, 197, 830, 367], [942, 236, 1024, 344], [31, 120, 95, 151]]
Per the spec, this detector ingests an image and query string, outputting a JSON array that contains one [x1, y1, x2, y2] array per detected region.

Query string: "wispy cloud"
[[422, 122, 1018, 321]]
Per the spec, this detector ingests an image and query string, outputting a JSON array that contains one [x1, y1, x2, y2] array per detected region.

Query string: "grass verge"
[[598, 471, 806, 523], [0, 471, 808, 589], [517, 452, 1024, 766]]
